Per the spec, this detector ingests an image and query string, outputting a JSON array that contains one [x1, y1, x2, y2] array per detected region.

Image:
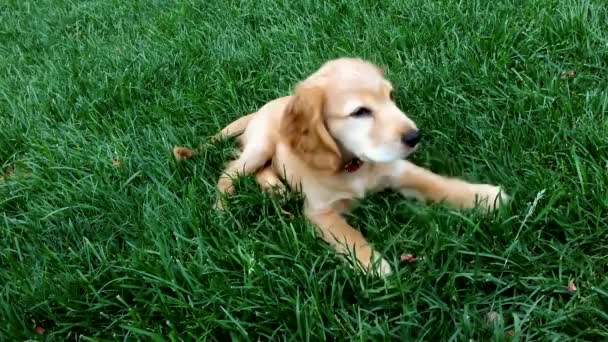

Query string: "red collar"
[[343, 158, 363, 173]]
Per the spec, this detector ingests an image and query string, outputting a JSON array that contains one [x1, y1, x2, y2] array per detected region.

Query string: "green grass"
[[1, 0, 607, 340]]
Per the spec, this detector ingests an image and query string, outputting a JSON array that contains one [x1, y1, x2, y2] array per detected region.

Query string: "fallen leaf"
[[506, 330, 514, 336], [568, 279, 577, 292], [560, 70, 576, 80], [112, 159, 121, 168], [35, 325, 45, 334], [400, 253, 417, 263], [485, 311, 500, 324], [1, 166, 15, 183], [173, 146, 195, 161]]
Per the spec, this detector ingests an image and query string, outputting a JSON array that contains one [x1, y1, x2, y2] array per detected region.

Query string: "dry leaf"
[[486, 311, 500, 324], [560, 70, 576, 80], [31, 319, 45, 334], [506, 330, 515, 336], [1, 166, 15, 182], [112, 159, 121, 168], [400, 253, 417, 263], [173, 146, 195, 161], [568, 279, 577, 292]]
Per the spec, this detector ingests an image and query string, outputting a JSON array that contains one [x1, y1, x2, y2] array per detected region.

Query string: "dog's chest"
[[308, 179, 366, 212], [322, 168, 374, 201], [347, 176, 368, 198]]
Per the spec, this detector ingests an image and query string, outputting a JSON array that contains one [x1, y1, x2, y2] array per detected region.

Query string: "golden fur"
[[192, 58, 508, 277]]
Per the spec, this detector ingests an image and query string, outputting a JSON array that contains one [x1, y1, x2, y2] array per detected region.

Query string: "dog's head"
[[281, 58, 419, 173]]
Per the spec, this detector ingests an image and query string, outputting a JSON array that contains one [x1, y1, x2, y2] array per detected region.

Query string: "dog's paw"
[[371, 256, 393, 278], [347, 250, 393, 278], [362, 252, 392, 278], [468, 184, 510, 211]]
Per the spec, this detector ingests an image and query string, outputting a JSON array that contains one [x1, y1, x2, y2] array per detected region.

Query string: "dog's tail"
[[210, 113, 254, 143], [173, 113, 254, 161]]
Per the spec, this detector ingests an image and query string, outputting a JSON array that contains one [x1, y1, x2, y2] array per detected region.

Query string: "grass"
[[1, 0, 607, 340]]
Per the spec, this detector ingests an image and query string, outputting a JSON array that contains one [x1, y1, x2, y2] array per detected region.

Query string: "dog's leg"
[[256, 166, 293, 216], [305, 207, 392, 277], [216, 142, 273, 210], [211, 113, 254, 143], [385, 160, 508, 210], [173, 114, 255, 162], [255, 166, 286, 195]]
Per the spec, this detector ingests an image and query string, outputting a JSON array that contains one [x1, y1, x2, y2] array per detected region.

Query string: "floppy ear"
[[280, 86, 342, 173]]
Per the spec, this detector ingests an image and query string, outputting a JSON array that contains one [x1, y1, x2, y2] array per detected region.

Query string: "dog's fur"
[[205, 58, 508, 277]]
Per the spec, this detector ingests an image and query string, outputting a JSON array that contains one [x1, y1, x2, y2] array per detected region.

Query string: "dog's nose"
[[402, 130, 421, 148]]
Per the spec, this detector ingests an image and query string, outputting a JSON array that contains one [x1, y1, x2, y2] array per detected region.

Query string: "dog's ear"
[[281, 85, 342, 173]]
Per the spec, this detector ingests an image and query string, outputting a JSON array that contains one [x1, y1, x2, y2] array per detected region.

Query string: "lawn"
[[1, 0, 607, 340]]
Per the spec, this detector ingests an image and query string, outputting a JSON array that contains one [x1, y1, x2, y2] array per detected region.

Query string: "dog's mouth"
[[337, 138, 419, 165], [359, 143, 419, 164]]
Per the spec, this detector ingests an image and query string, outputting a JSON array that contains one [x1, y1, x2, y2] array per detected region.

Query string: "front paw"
[[466, 184, 509, 211], [370, 255, 393, 278], [350, 250, 393, 278]]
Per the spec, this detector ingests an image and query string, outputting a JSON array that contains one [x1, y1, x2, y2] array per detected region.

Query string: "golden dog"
[[182, 58, 508, 277]]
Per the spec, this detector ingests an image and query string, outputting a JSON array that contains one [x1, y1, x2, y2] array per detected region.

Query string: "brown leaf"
[[400, 253, 417, 263], [568, 279, 577, 292], [35, 325, 45, 334], [1, 166, 15, 183], [112, 159, 121, 168], [560, 70, 576, 80], [485, 311, 500, 324]]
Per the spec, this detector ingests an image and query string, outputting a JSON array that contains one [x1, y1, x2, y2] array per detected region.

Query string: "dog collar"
[[343, 158, 363, 173]]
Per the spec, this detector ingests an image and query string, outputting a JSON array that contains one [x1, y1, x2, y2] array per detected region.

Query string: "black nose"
[[402, 130, 421, 148]]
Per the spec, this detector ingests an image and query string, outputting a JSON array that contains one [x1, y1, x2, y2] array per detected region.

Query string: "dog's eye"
[[350, 107, 372, 118]]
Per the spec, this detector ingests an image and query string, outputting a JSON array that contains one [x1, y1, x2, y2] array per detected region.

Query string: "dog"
[[181, 58, 508, 277]]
